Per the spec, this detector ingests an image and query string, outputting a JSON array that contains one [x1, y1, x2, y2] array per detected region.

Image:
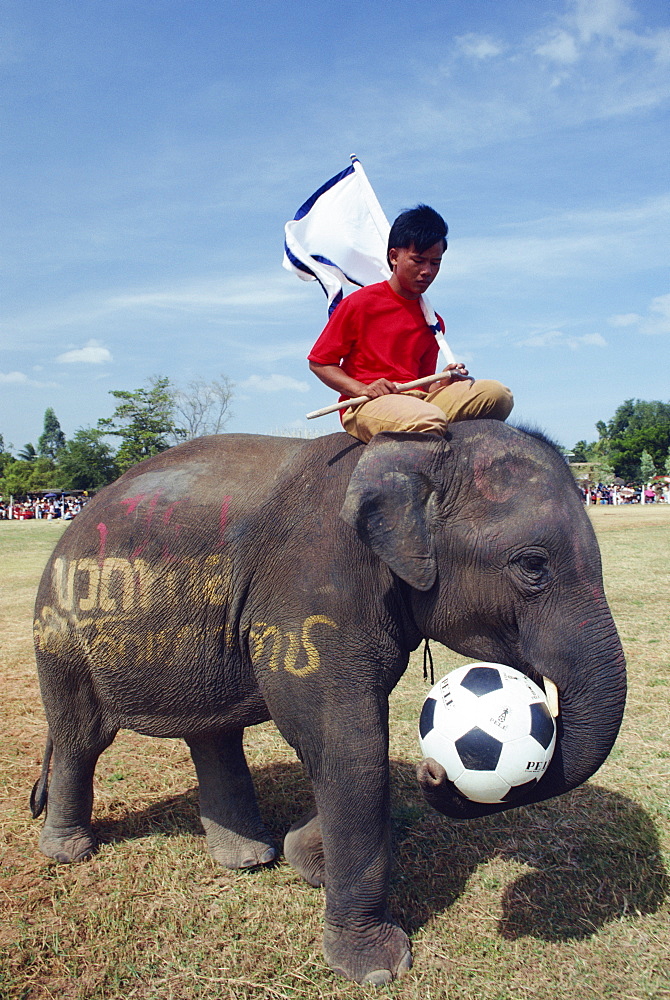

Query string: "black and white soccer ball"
[[418, 662, 556, 804]]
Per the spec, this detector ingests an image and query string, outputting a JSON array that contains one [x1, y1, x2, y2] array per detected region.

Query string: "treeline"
[[2, 386, 669, 497], [0, 375, 233, 497], [571, 399, 670, 483]]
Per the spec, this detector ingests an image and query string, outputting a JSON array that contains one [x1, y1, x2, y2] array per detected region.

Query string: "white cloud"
[[535, 29, 579, 64], [572, 0, 636, 44], [440, 195, 670, 286], [111, 277, 303, 313], [244, 340, 313, 365], [534, 0, 670, 68], [516, 330, 607, 350], [7, 272, 310, 341], [610, 293, 670, 336], [581, 332, 608, 347], [641, 294, 670, 335], [456, 34, 504, 60], [56, 338, 113, 364], [0, 370, 56, 387], [609, 312, 642, 327], [239, 374, 310, 394]]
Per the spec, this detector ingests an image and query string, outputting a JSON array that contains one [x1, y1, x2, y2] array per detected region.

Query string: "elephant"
[[31, 423, 626, 984]]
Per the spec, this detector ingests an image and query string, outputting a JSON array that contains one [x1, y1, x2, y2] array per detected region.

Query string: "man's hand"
[[309, 363, 401, 400], [427, 363, 470, 391], [360, 378, 401, 398]]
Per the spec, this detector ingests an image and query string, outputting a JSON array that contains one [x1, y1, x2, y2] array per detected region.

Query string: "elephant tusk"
[[543, 677, 560, 718]]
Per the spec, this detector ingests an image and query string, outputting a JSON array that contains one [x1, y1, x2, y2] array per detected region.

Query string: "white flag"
[[283, 156, 455, 364], [283, 156, 390, 314]]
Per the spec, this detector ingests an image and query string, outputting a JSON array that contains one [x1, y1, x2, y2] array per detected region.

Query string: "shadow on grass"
[[90, 755, 667, 945], [389, 758, 668, 943]]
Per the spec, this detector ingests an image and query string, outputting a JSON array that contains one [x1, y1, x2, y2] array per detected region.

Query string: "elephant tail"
[[30, 731, 53, 818]]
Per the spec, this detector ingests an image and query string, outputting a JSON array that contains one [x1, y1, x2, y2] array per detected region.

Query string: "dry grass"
[[1, 510, 669, 999]]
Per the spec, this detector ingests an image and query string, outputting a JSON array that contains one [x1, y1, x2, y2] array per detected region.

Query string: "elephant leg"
[[275, 691, 411, 985], [186, 731, 276, 870], [39, 736, 115, 863], [284, 808, 325, 886], [314, 764, 412, 986], [37, 662, 117, 864]]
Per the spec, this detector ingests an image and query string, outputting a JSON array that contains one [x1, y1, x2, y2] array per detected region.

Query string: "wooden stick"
[[306, 372, 466, 420]]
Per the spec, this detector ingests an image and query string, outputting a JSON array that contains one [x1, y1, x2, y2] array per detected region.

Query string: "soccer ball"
[[418, 662, 556, 804]]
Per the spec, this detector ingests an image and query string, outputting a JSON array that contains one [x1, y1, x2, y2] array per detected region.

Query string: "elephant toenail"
[[362, 970, 393, 986], [261, 847, 276, 864], [398, 952, 412, 973]]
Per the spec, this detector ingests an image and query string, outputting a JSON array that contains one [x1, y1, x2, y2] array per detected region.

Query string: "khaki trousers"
[[341, 379, 513, 444]]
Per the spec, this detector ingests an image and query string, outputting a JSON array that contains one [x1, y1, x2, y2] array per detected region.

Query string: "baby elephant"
[[32, 425, 626, 984]]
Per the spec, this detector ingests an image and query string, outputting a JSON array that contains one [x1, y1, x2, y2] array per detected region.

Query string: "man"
[[307, 205, 513, 443]]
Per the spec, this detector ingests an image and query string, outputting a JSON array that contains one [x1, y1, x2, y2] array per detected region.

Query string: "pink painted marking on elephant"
[[473, 453, 526, 504], [132, 542, 148, 559], [96, 523, 108, 568], [145, 491, 161, 527], [163, 500, 185, 526], [120, 494, 147, 515], [218, 496, 233, 547]]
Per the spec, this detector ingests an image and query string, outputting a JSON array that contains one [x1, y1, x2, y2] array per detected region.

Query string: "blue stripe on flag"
[[312, 255, 364, 289], [284, 241, 331, 299], [284, 241, 364, 300], [284, 241, 315, 278], [328, 290, 343, 316], [293, 165, 356, 221]]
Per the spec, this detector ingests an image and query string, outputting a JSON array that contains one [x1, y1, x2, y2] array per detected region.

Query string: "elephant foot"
[[284, 809, 326, 887], [39, 824, 96, 863], [323, 915, 412, 985], [202, 820, 276, 870]]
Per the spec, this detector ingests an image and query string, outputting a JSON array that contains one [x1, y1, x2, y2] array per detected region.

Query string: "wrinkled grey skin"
[[31, 425, 626, 984]]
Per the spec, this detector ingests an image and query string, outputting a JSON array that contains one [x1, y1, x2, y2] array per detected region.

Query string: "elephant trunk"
[[417, 610, 627, 820]]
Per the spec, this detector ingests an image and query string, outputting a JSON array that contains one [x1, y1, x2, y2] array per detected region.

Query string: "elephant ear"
[[339, 433, 446, 591]]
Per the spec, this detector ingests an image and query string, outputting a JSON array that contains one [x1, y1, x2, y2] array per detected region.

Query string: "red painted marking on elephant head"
[[96, 523, 108, 568], [163, 501, 185, 525], [120, 494, 147, 515], [145, 491, 161, 527], [218, 496, 233, 547], [132, 542, 148, 558], [473, 450, 548, 504]]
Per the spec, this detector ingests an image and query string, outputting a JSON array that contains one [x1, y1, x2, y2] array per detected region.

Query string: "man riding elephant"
[[308, 204, 513, 441]]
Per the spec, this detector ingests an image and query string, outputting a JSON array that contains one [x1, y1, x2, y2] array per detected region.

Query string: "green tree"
[[38, 407, 66, 459], [56, 428, 118, 490], [600, 399, 670, 481], [98, 376, 183, 473], [639, 449, 656, 484], [0, 445, 12, 479], [571, 440, 589, 463], [0, 456, 58, 496], [665, 449, 670, 476], [17, 443, 37, 462]]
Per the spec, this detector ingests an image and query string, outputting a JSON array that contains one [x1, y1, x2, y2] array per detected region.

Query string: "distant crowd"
[[0, 495, 90, 521], [581, 483, 669, 505]]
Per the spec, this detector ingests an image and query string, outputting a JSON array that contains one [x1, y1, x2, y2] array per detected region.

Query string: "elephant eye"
[[510, 549, 550, 588]]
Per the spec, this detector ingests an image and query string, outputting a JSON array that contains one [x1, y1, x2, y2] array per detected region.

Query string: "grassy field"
[[1, 508, 668, 999]]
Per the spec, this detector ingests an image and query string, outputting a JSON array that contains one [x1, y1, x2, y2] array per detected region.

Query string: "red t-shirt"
[[308, 282, 443, 395]]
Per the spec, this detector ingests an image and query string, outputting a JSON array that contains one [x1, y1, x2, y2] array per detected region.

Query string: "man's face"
[[388, 241, 445, 300]]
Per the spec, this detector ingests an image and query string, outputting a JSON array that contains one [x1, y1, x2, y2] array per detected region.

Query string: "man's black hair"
[[387, 204, 448, 266]]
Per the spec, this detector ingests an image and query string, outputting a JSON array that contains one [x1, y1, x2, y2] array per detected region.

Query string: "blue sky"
[[2, 0, 669, 452]]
